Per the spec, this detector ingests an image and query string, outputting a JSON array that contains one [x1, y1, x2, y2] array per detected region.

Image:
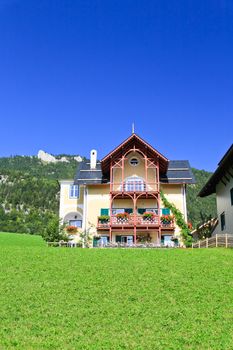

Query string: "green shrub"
[[42, 215, 67, 242]]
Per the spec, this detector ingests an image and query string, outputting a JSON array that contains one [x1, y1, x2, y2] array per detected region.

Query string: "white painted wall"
[[215, 175, 233, 234]]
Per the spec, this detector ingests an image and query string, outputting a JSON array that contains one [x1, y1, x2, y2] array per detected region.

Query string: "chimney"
[[90, 149, 97, 169]]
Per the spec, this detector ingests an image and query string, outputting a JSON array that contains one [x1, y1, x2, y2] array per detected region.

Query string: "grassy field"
[[1, 233, 233, 350]]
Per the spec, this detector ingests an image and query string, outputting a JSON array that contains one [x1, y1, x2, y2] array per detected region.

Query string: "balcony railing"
[[97, 215, 174, 229], [111, 181, 159, 193]]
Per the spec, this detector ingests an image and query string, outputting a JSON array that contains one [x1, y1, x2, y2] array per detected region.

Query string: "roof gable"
[[101, 133, 169, 174]]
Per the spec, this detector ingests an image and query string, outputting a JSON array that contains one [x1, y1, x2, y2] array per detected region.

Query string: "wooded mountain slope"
[[0, 156, 216, 233]]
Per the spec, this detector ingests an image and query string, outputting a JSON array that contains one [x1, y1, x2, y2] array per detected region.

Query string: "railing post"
[[216, 234, 218, 248], [206, 237, 208, 248], [198, 240, 200, 248], [226, 234, 228, 248]]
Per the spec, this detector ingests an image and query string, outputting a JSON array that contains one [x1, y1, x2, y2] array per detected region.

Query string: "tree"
[[42, 215, 67, 242]]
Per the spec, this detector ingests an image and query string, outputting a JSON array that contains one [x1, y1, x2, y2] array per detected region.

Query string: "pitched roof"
[[74, 161, 108, 185], [101, 133, 169, 174], [199, 144, 233, 197], [74, 159, 195, 185], [160, 160, 196, 184]]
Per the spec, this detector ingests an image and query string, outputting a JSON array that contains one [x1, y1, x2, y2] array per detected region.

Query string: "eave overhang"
[[199, 144, 233, 197]]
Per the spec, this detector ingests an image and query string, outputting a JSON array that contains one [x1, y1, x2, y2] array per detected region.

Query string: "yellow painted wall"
[[86, 185, 110, 228], [113, 151, 157, 191], [59, 181, 84, 219], [112, 198, 158, 210], [161, 184, 184, 212], [59, 178, 186, 239], [160, 184, 185, 235]]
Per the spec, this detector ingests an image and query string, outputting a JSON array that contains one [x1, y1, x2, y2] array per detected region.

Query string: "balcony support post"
[[122, 156, 125, 192], [134, 193, 137, 243]]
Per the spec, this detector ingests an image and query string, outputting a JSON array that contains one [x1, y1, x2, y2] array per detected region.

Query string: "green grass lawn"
[[1, 233, 233, 350]]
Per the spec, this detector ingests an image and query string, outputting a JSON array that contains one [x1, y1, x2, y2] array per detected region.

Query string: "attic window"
[[129, 158, 139, 166]]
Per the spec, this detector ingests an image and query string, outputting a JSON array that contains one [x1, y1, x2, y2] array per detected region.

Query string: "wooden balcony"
[[111, 181, 159, 194], [97, 215, 174, 230]]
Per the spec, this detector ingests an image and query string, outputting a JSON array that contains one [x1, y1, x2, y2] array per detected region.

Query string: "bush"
[[160, 191, 193, 247], [42, 215, 67, 242]]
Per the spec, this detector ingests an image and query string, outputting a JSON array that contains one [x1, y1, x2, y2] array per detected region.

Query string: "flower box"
[[161, 215, 174, 225], [116, 212, 129, 223], [143, 212, 155, 222], [98, 215, 110, 224], [66, 225, 78, 234]]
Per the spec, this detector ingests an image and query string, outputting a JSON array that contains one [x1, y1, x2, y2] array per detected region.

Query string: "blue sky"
[[0, 0, 232, 171]]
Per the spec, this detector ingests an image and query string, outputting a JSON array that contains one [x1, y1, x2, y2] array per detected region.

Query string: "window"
[[129, 157, 139, 166], [70, 185, 79, 198], [69, 220, 82, 228], [138, 208, 158, 214], [112, 208, 133, 215], [220, 212, 225, 231], [112, 208, 124, 215], [99, 236, 109, 246], [125, 177, 145, 191], [231, 188, 233, 206]]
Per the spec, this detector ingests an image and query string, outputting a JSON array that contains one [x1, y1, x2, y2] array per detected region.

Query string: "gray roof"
[[74, 160, 195, 185], [74, 161, 108, 185], [160, 160, 195, 184]]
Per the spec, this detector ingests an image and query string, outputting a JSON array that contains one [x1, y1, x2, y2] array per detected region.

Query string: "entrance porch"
[[94, 230, 178, 247]]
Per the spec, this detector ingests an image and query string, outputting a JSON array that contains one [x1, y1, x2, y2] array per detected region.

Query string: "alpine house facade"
[[59, 133, 195, 246], [199, 144, 233, 235]]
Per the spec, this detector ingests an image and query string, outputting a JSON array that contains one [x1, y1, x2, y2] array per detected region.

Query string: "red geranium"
[[66, 225, 78, 234]]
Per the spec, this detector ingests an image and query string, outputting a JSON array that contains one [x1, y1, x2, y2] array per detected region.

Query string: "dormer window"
[[129, 157, 139, 166]]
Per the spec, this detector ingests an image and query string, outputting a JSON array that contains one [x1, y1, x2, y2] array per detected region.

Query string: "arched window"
[[124, 176, 145, 191], [64, 212, 83, 228]]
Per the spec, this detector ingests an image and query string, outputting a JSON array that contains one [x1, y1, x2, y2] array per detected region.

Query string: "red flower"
[[188, 222, 193, 230]]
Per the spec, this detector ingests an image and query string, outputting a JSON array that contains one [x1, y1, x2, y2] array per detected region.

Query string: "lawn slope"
[[0, 233, 233, 350]]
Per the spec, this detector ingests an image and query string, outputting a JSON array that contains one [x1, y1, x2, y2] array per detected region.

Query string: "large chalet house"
[[199, 144, 233, 235], [59, 133, 195, 246]]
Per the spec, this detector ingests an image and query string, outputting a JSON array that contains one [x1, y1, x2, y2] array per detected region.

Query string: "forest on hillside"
[[0, 156, 216, 234]]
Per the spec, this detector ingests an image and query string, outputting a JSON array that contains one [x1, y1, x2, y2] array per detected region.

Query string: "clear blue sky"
[[0, 0, 232, 171]]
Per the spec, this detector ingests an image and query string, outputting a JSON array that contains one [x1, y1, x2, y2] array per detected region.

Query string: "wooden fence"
[[192, 234, 233, 248]]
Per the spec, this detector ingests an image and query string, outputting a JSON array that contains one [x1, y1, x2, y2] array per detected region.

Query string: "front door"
[[116, 235, 134, 245], [127, 236, 133, 245], [120, 236, 133, 245], [100, 236, 109, 246], [163, 235, 174, 247]]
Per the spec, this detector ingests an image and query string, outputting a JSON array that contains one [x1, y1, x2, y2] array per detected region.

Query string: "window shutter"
[[100, 208, 109, 216], [125, 208, 133, 214], [162, 208, 170, 215], [138, 208, 146, 214]]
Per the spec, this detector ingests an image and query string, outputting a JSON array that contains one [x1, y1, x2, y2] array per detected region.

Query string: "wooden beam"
[[223, 174, 230, 182], [227, 170, 233, 178], [221, 179, 227, 186]]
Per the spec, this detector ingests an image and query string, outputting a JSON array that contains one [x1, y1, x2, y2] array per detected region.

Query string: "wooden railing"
[[111, 181, 159, 192], [192, 234, 233, 248], [97, 215, 174, 229]]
